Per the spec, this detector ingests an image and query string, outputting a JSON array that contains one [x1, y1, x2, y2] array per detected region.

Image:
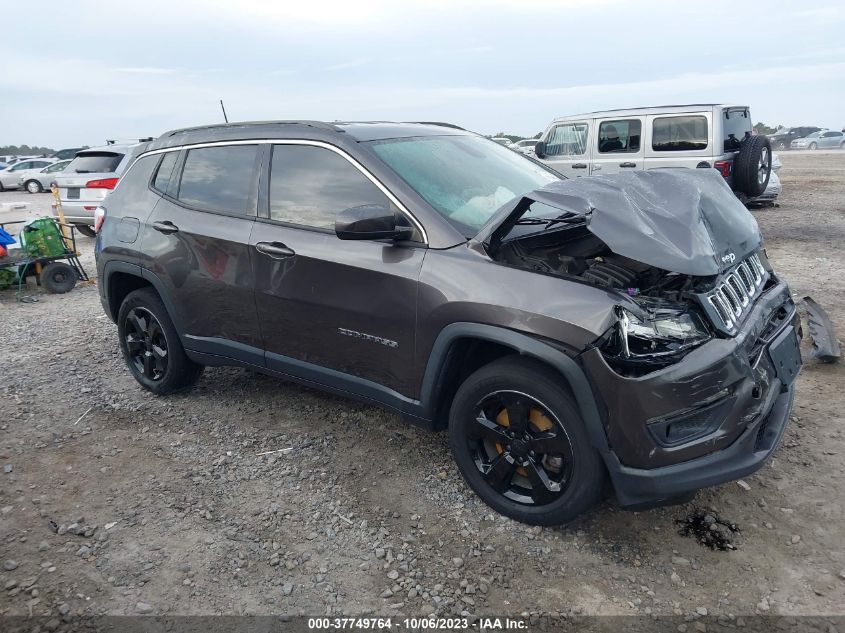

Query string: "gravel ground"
[[0, 153, 844, 623]]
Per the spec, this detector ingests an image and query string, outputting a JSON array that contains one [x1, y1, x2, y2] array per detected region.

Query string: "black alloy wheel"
[[468, 390, 574, 506], [124, 307, 169, 382], [448, 357, 604, 525]]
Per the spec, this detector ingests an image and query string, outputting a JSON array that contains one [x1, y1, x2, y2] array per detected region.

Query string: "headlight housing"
[[600, 299, 711, 375]]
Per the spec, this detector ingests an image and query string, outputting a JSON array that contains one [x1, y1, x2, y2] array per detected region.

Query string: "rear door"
[[591, 117, 644, 174], [251, 142, 424, 397], [541, 120, 592, 177], [139, 143, 264, 362]]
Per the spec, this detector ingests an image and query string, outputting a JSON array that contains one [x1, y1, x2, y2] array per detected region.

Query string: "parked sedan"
[[768, 126, 821, 150], [791, 130, 845, 150], [18, 159, 72, 193], [0, 158, 57, 190]]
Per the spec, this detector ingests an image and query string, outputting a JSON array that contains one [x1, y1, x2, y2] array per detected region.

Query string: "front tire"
[[776, 141, 787, 151], [25, 180, 43, 194], [809, 142, 818, 150], [448, 357, 604, 526], [117, 288, 203, 394]]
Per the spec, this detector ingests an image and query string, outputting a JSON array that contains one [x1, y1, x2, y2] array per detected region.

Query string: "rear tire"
[[40, 262, 78, 294], [776, 141, 787, 151], [809, 142, 818, 150], [25, 180, 43, 194], [734, 135, 771, 197], [448, 357, 605, 526], [74, 224, 96, 238], [117, 288, 204, 395]]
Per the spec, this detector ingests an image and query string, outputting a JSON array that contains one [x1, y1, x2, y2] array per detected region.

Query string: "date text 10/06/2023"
[[307, 617, 528, 630]]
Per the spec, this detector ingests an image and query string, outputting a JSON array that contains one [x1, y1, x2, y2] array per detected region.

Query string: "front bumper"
[[581, 279, 801, 507]]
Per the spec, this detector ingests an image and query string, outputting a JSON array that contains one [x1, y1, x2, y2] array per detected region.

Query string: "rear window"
[[66, 152, 124, 174], [152, 152, 179, 194], [652, 116, 708, 152], [722, 108, 752, 152]]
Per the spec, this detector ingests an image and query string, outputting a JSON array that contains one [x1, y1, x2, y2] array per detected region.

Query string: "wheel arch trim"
[[101, 261, 185, 334], [419, 323, 609, 452]]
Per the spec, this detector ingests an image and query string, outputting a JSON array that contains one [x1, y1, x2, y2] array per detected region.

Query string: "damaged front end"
[[474, 169, 774, 376]]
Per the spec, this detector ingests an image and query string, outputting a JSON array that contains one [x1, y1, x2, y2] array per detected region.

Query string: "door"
[[541, 121, 591, 177], [820, 131, 844, 148], [252, 142, 425, 397], [591, 117, 644, 174], [139, 144, 264, 362]]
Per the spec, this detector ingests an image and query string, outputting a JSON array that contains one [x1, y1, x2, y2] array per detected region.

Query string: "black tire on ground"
[[776, 141, 787, 151], [24, 180, 43, 194], [733, 135, 772, 197], [74, 224, 96, 238], [809, 142, 818, 150], [40, 262, 78, 294], [448, 356, 605, 526], [117, 287, 204, 395]]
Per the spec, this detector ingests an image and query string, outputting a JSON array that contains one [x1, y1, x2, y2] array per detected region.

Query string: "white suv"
[[534, 104, 773, 199]]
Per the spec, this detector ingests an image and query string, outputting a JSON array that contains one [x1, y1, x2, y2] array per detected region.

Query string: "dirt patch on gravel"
[[1, 153, 844, 621]]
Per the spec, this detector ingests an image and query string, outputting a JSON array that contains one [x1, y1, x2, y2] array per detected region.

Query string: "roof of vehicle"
[[550, 104, 747, 122], [147, 120, 471, 150], [75, 143, 141, 154]]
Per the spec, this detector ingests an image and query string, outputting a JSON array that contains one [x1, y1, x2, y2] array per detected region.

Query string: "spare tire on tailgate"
[[733, 135, 771, 197]]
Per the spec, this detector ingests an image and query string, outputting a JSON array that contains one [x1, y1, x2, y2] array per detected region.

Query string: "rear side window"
[[176, 145, 258, 214], [652, 116, 708, 152], [66, 152, 124, 174], [269, 145, 393, 229], [722, 108, 752, 152], [546, 122, 588, 156], [598, 119, 641, 153], [152, 152, 179, 194]]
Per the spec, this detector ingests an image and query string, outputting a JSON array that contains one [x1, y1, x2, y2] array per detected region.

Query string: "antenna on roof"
[[220, 99, 229, 124]]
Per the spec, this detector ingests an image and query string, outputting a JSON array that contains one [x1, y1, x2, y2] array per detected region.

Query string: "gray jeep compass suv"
[[95, 121, 802, 525]]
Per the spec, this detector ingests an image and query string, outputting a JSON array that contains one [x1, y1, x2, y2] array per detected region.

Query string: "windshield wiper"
[[514, 212, 582, 228]]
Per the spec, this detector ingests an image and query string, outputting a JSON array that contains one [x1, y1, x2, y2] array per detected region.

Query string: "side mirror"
[[335, 204, 414, 241], [534, 141, 546, 159]]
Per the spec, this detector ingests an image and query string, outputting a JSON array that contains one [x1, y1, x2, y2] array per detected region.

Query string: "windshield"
[[368, 135, 559, 236]]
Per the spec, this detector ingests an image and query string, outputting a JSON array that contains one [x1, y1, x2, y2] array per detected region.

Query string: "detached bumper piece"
[[802, 296, 841, 363]]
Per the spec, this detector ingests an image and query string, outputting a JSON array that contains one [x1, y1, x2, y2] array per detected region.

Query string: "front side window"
[[545, 123, 588, 157], [369, 134, 559, 236], [44, 162, 68, 173], [177, 145, 257, 214], [269, 145, 395, 231], [652, 116, 708, 152], [152, 151, 179, 194], [598, 119, 641, 153]]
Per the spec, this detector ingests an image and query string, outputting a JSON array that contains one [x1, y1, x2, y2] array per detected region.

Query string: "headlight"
[[618, 307, 711, 358]]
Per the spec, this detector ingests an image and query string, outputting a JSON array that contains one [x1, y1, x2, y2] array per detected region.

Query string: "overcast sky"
[[3, 0, 844, 148]]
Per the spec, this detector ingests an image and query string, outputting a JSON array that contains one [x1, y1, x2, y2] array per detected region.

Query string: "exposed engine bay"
[[475, 170, 774, 376], [496, 223, 711, 301], [494, 222, 752, 376]]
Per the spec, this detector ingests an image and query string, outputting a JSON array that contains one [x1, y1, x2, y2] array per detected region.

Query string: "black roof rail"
[[163, 120, 344, 138], [406, 121, 466, 130]]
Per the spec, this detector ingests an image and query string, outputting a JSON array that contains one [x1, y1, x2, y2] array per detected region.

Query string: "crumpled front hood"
[[475, 169, 763, 277]]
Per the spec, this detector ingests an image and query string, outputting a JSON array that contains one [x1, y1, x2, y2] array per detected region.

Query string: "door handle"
[[256, 241, 296, 259], [152, 220, 179, 234], [572, 163, 588, 169], [619, 162, 637, 168]]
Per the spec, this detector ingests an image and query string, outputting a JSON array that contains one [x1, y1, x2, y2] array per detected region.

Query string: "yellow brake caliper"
[[494, 407, 554, 476]]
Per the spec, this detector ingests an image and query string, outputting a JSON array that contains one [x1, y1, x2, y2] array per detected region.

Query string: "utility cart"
[[0, 217, 88, 294]]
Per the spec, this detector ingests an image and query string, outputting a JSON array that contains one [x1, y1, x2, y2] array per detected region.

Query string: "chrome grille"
[[706, 254, 767, 332]]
